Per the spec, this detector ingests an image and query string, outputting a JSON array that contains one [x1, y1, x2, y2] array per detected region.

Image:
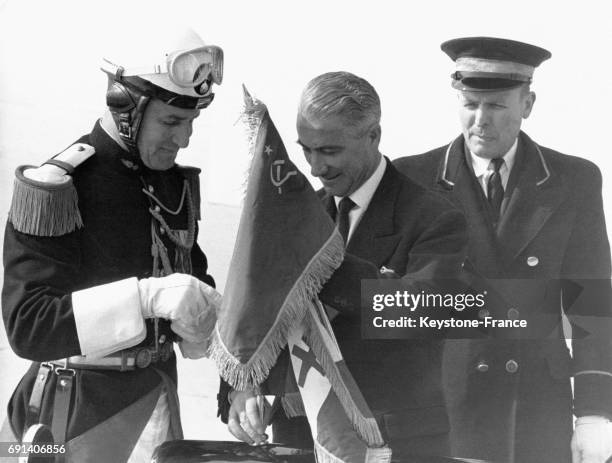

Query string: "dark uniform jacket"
[[271, 161, 468, 457], [2, 121, 214, 460], [394, 131, 612, 463]]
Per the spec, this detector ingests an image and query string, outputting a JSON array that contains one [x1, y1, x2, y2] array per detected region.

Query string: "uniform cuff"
[[574, 371, 612, 419], [575, 415, 610, 426], [72, 277, 146, 358], [217, 378, 232, 424]]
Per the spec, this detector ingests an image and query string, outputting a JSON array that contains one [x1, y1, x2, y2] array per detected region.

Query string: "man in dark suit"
[[226, 71, 467, 459], [395, 37, 612, 463]]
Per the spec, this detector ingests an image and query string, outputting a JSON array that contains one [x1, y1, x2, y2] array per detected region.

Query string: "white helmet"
[[100, 24, 223, 152]]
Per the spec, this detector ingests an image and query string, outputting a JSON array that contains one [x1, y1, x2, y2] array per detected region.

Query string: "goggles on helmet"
[[168, 45, 223, 87], [101, 45, 223, 91]]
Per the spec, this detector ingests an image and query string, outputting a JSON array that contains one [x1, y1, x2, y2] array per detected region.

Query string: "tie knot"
[[338, 197, 356, 215], [490, 157, 504, 173]]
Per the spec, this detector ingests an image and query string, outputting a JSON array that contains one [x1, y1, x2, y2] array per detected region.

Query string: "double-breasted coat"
[[394, 131, 612, 463], [2, 121, 214, 461]]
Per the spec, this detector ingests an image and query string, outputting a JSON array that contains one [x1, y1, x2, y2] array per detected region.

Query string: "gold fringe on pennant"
[[304, 300, 385, 448], [238, 85, 269, 195], [281, 392, 306, 418], [208, 85, 345, 390], [240, 84, 268, 154], [314, 441, 393, 463], [364, 446, 393, 463], [8, 166, 82, 237], [208, 229, 345, 391]]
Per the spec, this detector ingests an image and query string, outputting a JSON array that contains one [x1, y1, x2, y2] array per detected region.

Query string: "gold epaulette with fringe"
[[176, 165, 202, 221], [8, 143, 95, 236]]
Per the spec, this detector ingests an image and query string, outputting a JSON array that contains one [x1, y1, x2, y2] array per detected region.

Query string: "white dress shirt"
[[334, 156, 386, 244], [469, 138, 518, 197]]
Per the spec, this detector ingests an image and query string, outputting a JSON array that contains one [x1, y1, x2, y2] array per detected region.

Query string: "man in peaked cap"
[[395, 37, 612, 463], [1, 24, 223, 462]]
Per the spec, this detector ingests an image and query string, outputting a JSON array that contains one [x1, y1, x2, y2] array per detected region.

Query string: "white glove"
[[178, 338, 211, 359], [572, 415, 612, 463], [138, 273, 221, 343]]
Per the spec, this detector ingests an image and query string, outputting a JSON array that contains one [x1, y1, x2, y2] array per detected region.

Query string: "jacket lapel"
[[345, 163, 402, 267], [435, 136, 503, 275], [496, 132, 567, 260], [321, 193, 337, 221]]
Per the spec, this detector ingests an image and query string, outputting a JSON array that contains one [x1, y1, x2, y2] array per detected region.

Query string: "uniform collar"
[[469, 138, 517, 179], [438, 131, 552, 189], [90, 120, 179, 178]]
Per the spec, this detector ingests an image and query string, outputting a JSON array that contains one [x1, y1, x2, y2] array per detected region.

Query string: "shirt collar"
[[334, 155, 386, 211], [469, 138, 518, 178], [91, 119, 170, 177]]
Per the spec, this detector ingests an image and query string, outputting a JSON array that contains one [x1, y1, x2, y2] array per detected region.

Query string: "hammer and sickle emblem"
[[270, 160, 297, 194]]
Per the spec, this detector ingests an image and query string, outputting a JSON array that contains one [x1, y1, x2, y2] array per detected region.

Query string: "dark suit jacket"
[[316, 160, 467, 455], [220, 160, 467, 457], [394, 132, 612, 463]]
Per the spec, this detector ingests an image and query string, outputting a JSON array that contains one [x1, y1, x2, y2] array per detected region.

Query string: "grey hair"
[[298, 71, 381, 132]]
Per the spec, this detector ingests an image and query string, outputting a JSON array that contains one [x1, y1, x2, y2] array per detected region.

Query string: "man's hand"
[[138, 273, 221, 343], [571, 416, 612, 463], [227, 388, 268, 445]]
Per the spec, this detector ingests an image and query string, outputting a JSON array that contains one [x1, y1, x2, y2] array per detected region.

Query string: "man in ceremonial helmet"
[[1, 24, 223, 462], [395, 37, 612, 463]]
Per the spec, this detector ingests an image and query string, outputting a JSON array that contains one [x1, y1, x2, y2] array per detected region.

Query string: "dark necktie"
[[336, 197, 356, 245], [487, 157, 505, 222]]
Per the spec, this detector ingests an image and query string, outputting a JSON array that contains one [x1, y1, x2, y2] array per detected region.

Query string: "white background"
[[0, 0, 611, 441], [1, 0, 611, 211]]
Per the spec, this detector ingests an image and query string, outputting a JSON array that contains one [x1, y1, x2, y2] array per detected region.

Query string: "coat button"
[[505, 359, 519, 373], [154, 205, 161, 212], [507, 308, 520, 320], [478, 308, 490, 319], [148, 185, 154, 193], [476, 361, 489, 373], [526, 256, 539, 267]]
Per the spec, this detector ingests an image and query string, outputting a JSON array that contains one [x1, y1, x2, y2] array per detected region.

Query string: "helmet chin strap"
[[116, 94, 149, 154], [105, 74, 214, 159], [100, 111, 131, 151], [105, 79, 151, 158]]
